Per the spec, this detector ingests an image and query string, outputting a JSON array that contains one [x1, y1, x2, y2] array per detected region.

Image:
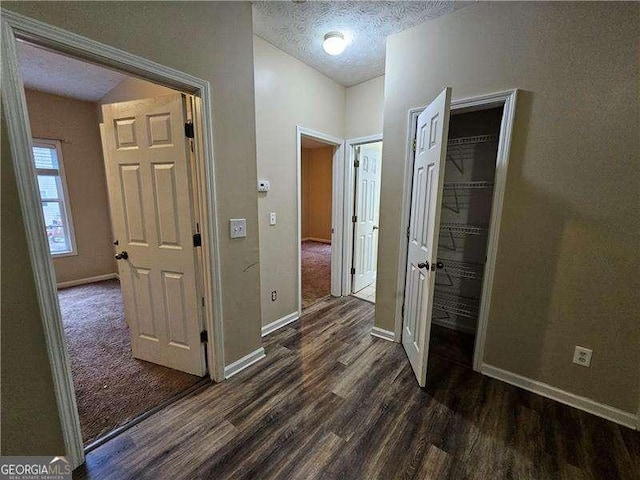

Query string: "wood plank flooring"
[[75, 296, 640, 480]]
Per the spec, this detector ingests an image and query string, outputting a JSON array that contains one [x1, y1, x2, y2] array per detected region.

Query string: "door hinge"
[[354, 159, 360, 168], [401, 304, 405, 317], [350, 267, 356, 275], [412, 138, 417, 152], [406, 226, 410, 239], [184, 121, 195, 139], [352, 215, 357, 223], [193, 233, 202, 247], [200, 330, 208, 343]]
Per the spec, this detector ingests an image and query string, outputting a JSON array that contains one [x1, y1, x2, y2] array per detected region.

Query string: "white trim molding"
[[296, 126, 345, 315], [343, 134, 383, 295], [261, 312, 298, 337], [224, 347, 266, 379], [1, 8, 227, 468], [57, 273, 119, 289], [481, 363, 638, 430], [371, 326, 396, 342], [394, 90, 518, 373]]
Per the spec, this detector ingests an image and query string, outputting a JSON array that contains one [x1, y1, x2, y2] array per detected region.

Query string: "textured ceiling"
[[16, 41, 127, 102], [253, 1, 464, 87]]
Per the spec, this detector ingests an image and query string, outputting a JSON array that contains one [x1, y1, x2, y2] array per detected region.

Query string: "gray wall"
[[376, 1, 639, 413]]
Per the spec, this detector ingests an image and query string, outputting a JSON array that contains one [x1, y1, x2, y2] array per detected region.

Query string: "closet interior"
[[428, 106, 504, 367]]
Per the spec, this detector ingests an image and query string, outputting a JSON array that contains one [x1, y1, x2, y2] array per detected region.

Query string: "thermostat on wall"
[[257, 180, 270, 192]]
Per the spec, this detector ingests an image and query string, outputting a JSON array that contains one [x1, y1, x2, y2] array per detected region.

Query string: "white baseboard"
[[481, 363, 637, 430], [57, 273, 119, 289], [371, 326, 395, 342], [432, 317, 476, 335], [301, 237, 331, 244], [261, 312, 299, 337], [224, 347, 266, 379]]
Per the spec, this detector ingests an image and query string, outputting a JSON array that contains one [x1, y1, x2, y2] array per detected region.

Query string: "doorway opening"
[[16, 40, 211, 449], [3, 10, 226, 466], [427, 106, 503, 368], [300, 135, 335, 308], [296, 127, 344, 311], [398, 89, 516, 386], [346, 137, 383, 304]]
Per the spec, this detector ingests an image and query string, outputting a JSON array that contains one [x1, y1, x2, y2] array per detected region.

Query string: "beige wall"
[[2, 1, 261, 456], [345, 75, 385, 139], [24, 89, 117, 284], [100, 77, 176, 105], [377, 2, 639, 413], [301, 146, 333, 241], [1, 113, 66, 456], [254, 35, 345, 326]]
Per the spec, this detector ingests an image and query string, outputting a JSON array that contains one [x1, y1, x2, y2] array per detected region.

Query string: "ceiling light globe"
[[323, 32, 346, 56]]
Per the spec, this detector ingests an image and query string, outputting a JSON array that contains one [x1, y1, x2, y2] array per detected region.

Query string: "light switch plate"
[[257, 180, 270, 192], [269, 212, 277, 226], [229, 218, 246, 238]]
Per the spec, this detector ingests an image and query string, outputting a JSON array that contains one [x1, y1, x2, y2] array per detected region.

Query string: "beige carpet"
[[301, 241, 332, 309], [58, 279, 203, 445]]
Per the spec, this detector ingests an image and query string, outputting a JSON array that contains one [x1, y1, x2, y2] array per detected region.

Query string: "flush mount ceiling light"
[[323, 32, 346, 56]]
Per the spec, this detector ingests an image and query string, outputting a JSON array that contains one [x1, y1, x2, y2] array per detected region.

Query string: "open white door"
[[352, 142, 382, 293], [402, 88, 452, 387], [102, 94, 206, 376]]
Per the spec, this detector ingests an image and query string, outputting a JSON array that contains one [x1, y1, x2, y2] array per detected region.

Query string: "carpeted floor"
[[301, 241, 332, 309], [58, 279, 203, 445]]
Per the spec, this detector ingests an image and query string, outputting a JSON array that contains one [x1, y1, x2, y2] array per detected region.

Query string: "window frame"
[[32, 138, 77, 258]]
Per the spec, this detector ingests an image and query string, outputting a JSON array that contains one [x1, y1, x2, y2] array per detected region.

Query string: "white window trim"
[[32, 138, 77, 257]]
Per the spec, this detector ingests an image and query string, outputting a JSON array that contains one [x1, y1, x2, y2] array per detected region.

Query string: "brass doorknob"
[[115, 251, 128, 260]]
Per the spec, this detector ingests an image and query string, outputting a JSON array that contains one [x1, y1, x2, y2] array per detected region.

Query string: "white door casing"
[[402, 88, 452, 387], [352, 142, 382, 293], [102, 94, 206, 376]]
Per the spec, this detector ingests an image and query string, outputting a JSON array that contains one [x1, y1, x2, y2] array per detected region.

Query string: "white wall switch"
[[572, 346, 592, 367], [269, 212, 277, 226], [257, 180, 270, 192], [229, 218, 247, 238]]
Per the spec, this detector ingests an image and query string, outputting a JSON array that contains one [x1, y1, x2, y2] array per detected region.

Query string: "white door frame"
[[1, 9, 226, 468], [342, 134, 383, 295], [394, 89, 518, 372], [296, 126, 344, 314]]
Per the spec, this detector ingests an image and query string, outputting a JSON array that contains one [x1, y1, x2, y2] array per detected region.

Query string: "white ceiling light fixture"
[[322, 31, 346, 56]]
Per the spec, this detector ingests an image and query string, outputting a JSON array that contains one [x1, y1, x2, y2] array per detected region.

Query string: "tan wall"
[[1, 113, 66, 456], [301, 146, 333, 241], [345, 75, 385, 139], [254, 35, 345, 326], [100, 77, 176, 105], [2, 1, 261, 456], [24, 89, 117, 284], [377, 2, 640, 413]]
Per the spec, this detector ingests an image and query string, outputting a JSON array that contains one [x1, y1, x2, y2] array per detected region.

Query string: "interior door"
[[402, 88, 452, 386], [352, 142, 382, 293], [101, 94, 205, 376]]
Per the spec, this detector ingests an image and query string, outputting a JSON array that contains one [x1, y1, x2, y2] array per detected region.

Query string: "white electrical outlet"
[[257, 180, 270, 192], [269, 212, 277, 226], [572, 346, 592, 367]]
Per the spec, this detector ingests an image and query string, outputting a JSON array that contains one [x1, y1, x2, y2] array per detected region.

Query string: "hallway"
[[77, 296, 638, 480]]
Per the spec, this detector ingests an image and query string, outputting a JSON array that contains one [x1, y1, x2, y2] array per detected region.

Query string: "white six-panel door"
[[352, 142, 382, 293], [102, 94, 206, 376], [402, 88, 452, 387]]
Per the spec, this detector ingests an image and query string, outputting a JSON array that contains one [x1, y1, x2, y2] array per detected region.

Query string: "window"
[[32, 139, 76, 256]]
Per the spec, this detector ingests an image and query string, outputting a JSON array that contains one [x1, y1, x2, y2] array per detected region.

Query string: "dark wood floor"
[[75, 296, 639, 480]]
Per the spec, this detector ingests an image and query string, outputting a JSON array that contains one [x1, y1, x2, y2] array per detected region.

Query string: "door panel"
[[102, 94, 205, 376], [402, 88, 452, 386], [352, 141, 383, 293]]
